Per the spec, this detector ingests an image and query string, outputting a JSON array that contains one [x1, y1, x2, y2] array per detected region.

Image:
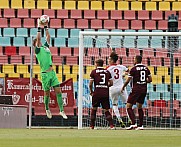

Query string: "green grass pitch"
[[0, 129, 180, 147]]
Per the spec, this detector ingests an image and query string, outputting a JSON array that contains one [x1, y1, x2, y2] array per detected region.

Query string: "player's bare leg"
[[90, 107, 97, 129], [54, 86, 68, 119], [126, 103, 137, 130], [135, 103, 144, 130], [44, 91, 52, 119]]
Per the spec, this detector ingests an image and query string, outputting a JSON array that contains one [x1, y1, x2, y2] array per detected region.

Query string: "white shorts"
[[109, 86, 128, 105]]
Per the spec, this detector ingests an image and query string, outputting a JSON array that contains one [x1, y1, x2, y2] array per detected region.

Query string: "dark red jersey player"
[[89, 59, 114, 129], [121, 55, 152, 130]]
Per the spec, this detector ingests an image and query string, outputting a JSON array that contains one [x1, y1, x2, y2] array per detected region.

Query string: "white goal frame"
[[78, 31, 181, 129]]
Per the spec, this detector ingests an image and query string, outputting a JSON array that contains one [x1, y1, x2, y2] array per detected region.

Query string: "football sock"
[[105, 111, 114, 126], [44, 96, 49, 110], [127, 108, 135, 125], [138, 108, 144, 127], [56, 93, 64, 112], [113, 105, 122, 121], [90, 109, 97, 127]]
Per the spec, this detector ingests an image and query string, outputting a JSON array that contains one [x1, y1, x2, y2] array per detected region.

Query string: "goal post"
[[78, 31, 181, 130]]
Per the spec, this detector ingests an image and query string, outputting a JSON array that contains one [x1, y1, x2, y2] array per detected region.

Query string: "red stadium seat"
[[84, 10, 95, 19], [64, 19, 75, 29], [124, 10, 135, 20], [17, 9, 29, 18], [60, 47, 72, 56], [142, 49, 154, 57], [154, 100, 167, 108], [5, 46, 16, 55], [158, 20, 167, 30], [50, 47, 58, 56], [10, 55, 22, 64], [73, 48, 79, 56], [178, 21, 181, 30], [131, 20, 142, 30], [0, 9, 1, 18], [44, 9, 55, 19], [150, 57, 162, 66], [121, 57, 134, 66], [4, 9, 15, 18], [119, 108, 128, 117], [118, 20, 129, 30], [145, 20, 156, 30], [168, 100, 180, 110], [0, 46, 3, 55], [97, 10, 109, 20], [151, 11, 163, 20], [104, 20, 115, 29], [77, 19, 88, 29], [23, 19, 35, 28], [87, 48, 100, 57], [176, 108, 181, 118], [179, 11, 181, 20], [0, 56, 8, 64], [19, 47, 30, 55], [57, 10, 68, 19], [52, 55, 61, 65], [70, 10, 82, 19], [165, 11, 176, 20], [10, 18, 21, 28], [115, 48, 126, 57], [31, 9, 42, 18], [91, 19, 102, 29], [111, 10, 122, 20], [129, 48, 140, 57], [147, 107, 161, 117], [0, 18, 8, 28], [50, 19, 61, 28], [101, 48, 113, 57], [66, 56, 78, 65], [138, 10, 149, 20]]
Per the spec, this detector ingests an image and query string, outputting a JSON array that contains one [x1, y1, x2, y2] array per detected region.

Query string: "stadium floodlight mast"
[[78, 31, 181, 130]]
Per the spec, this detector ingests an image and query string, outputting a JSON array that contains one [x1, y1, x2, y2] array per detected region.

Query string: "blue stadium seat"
[[0, 37, 11, 46], [57, 29, 68, 38], [95, 38, 107, 48], [124, 38, 135, 48], [44, 28, 55, 38], [149, 92, 160, 100], [156, 84, 168, 92], [0, 28, 2, 36], [151, 30, 163, 39], [3, 28, 15, 37], [13, 37, 25, 46], [54, 38, 66, 47], [83, 37, 93, 48], [27, 37, 31, 47], [162, 92, 170, 100], [147, 84, 153, 92], [68, 38, 79, 47], [30, 28, 38, 37], [110, 38, 121, 48], [16, 28, 28, 37], [137, 38, 149, 48], [150, 38, 163, 48], [70, 29, 81, 38], [173, 84, 181, 92], [138, 30, 149, 39]]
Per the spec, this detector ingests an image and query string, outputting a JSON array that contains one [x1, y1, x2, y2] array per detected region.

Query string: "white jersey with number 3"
[[106, 64, 128, 87]]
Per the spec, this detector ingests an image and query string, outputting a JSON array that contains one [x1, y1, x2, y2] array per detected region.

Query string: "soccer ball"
[[40, 15, 49, 25]]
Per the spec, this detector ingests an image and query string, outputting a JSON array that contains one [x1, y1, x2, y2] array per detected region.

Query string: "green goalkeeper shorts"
[[41, 70, 60, 91]]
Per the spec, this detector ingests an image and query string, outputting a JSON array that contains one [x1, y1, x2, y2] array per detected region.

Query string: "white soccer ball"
[[40, 15, 49, 24]]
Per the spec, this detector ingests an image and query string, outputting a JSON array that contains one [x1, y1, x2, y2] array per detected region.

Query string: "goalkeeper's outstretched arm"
[[36, 18, 42, 48]]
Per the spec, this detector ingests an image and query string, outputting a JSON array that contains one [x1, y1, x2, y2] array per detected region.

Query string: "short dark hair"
[[96, 59, 104, 67], [135, 55, 142, 63], [110, 52, 118, 63]]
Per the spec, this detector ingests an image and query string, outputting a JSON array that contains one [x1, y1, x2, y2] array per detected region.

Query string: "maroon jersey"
[[128, 64, 151, 93], [90, 67, 112, 98]]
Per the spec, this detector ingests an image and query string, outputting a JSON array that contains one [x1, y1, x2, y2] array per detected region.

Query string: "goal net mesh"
[[79, 32, 181, 130]]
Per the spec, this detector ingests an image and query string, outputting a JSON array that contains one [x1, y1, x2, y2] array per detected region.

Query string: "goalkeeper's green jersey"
[[35, 41, 52, 72]]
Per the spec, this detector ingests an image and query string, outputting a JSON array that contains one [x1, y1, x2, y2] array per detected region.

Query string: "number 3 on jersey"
[[114, 68, 119, 79], [100, 74, 105, 84]]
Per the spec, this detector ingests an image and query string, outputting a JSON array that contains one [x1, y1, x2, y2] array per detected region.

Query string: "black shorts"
[[92, 96, 110, 109], [127, 91, 146, 105]]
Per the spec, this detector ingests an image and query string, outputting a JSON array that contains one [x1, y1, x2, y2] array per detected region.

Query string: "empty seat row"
[[1, 18, 181, 30], [1, 1, 181, 11], [1, 9, 181, 21]]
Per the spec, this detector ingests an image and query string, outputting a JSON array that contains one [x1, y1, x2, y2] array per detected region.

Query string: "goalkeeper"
[[33, 18, 67, 119]]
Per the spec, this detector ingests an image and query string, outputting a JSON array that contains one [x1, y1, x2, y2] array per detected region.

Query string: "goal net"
[[78, 31, 181, 130]]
